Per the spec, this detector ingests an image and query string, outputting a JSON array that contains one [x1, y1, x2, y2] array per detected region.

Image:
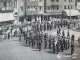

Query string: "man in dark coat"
[[56, 42, 59, 54], [52, 38, 55, 53], [39, 40, 42, 51], [61, 41, 63, 52], [65, 40, 67, 50], [63, 38, 66, 49], [49, 35, 52, 49], [68, 40, 70, 49]]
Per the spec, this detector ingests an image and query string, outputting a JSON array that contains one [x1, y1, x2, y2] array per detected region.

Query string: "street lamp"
[[31, 1, 34, 21], [70, 0, 71, 24]]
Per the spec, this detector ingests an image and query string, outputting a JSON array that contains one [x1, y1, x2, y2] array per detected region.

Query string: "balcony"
[[0, 7, 14, 13], [26, 10, 38, 15], [46, 10, 60, 13], [26, 1, 38, 6]]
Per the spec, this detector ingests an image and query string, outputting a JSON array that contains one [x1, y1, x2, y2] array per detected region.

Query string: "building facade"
[[24, 0, 76, 21], [0, 0, 17, 12], [77, 0, 80, 10], [17, 0, 24, 17], [0, 0, 77, 22], [0, 0, 18, 26]]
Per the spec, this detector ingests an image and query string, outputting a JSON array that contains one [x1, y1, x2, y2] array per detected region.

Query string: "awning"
[[62, 10, 80, 16], [0, 13, 15, 22], [44, 12, 61, 15]]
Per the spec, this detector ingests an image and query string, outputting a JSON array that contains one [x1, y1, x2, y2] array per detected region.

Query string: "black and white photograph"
[[0, 0, 80, 60]]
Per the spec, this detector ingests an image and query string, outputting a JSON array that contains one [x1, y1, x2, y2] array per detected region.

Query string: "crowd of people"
[[19, 24, 75, 54], [0, 18, 75, 54], [26, 19, 76, 32]]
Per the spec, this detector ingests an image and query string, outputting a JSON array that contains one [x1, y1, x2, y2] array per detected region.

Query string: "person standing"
[[56, 42, 59, 54], [19, 32, 21, 41], [26, 33, 28, 45], [44, 22, 46, 31], [39, 40, 42, 51], [44, 33, 47, 49], [52, 38, 55, 53], [49, 35, 52, 49], [37, 36, 39, 49], [54, 22, 56, 29], [74, 22, 76, 27], [29, 34, 31, 46], [71, 34, 75, 55], [68, 40, 70, 49], [65, 40, 67, 50], [71, 46, 74, 55], [71, 34, 75, 43], [51, 21, 53, 29], [61, 41, 63, 52], [61, 21, 63, 28], [44, 39, 47, 49], [67, 30, 70, 39], [63, 38, 65, 49], [58, 21, 59, 28], [40, 24, 42, 31]]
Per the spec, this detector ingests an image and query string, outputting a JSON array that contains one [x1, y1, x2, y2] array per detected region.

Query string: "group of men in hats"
[[19, 26, 75, 55]]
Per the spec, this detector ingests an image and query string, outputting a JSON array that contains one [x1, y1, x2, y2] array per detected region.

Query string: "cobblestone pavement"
[[0, 26, 80, 60], [0, 36, 80, 60], [42, 27, 80, 40]]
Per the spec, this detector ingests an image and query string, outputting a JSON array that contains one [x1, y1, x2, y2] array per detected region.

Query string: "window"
[[64, 6, 66, 9], [51, 0, 55, 2], [51, 5, 54, 10], [46, 6, 50, 10], [56, 0, 59, 2], [39, 6, 42, 10], [35, 7, 37, 10], [32, 6, 37, 11], [78, 0, 80, 2], [71, 6, 72, 9], [1, 0, 14, 11], [69, 0, 70, 2], [69, 0, 73, 2], [27, 6, 30, 11], [20, 6, 23, 11], [71, 0, 73, 2], [20, 0, 23, 1], [14, 0, 17, 7], [51, 5, 59, 10], [64, 0, 66, 2], [56, 5, 59, 10], [68, 6, 69, 9], [28, 0, 30, 1], [39, 0, 42, 1]]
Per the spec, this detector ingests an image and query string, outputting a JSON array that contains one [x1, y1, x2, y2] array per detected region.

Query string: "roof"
[[62, 9, 80, 16], [0, 13, 15, 22]]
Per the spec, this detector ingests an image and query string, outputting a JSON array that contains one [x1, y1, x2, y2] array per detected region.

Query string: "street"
[[0, 35, 80, 60]]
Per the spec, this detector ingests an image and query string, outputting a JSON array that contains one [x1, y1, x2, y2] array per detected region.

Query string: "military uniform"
[[61, 41, 63, 52], [65, 40, 67, 50], [39, 40, 41, 51], [68, 40, 70, 49], [49, 36, 52, 49], [52, 38, 55, 53], [56, 43, 59, 54]]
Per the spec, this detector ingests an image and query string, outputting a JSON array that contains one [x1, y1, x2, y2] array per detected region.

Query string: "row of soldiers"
[[19, 28, 75, 54], [32, 20, 71, 32]]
